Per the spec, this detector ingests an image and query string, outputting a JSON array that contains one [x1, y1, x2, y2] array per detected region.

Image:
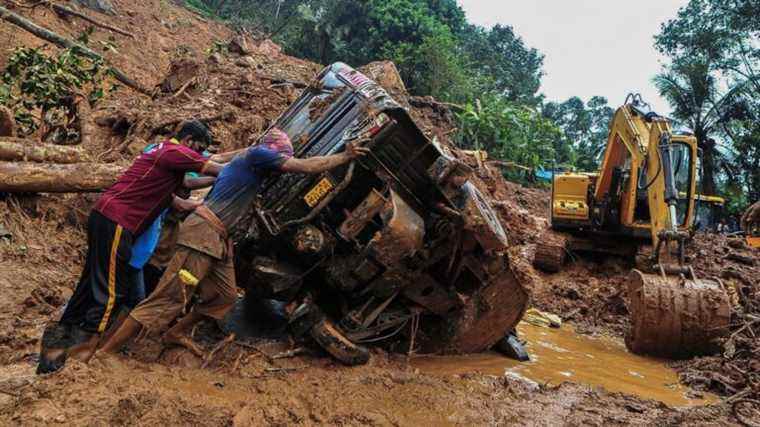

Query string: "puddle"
[[413, 323, 717, 407]]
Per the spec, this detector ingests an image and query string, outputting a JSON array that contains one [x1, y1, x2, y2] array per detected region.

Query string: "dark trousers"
[[60, 210, 134, 333], [124, 266, 146, 309]]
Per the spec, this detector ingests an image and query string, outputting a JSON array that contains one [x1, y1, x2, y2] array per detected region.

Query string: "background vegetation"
[[186, 0, 757, 216]]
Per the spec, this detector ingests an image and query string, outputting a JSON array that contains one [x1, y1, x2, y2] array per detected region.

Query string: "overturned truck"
[[230, 63, 529, 364]]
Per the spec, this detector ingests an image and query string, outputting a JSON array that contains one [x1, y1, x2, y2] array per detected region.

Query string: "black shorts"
[[60, 210, 134, 333]]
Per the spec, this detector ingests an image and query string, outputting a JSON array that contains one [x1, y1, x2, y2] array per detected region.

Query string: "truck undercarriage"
[[230, 63, 529, 364]]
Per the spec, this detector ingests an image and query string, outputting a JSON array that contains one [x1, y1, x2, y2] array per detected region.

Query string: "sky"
[[458, 0, 688, 115]]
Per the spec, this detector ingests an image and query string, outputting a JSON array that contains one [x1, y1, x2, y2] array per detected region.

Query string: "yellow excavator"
[[743, 201, 760, 248], [534, 94, 730, 358]]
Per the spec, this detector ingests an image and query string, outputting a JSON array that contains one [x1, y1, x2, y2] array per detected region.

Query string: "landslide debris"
[[0, 2, 757, 423], [674, 233, 760, 403]]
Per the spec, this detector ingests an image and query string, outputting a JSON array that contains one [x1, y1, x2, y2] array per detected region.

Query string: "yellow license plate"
[[304, 178, 334, 207]]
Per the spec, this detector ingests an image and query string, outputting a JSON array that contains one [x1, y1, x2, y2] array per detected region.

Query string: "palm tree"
[[653, 58, 750, 195]]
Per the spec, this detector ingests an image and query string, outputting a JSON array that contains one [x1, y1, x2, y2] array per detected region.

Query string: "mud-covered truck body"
[[233, 63, 528, 364]]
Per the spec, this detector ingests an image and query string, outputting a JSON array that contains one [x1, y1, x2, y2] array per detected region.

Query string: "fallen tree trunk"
[[726, 252, 756, 266], [0, 161, 121, 192], [0, 5, 150, 95], [48, 2, 135, 38], [0, 138, 87, 163]]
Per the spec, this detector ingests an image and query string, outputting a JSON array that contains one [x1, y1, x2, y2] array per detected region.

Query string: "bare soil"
[[0, 198, 740, 424]]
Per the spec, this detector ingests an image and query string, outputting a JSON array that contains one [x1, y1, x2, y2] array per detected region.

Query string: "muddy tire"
[[626, 269, 731, 359], [310, 319, 370, 366], [421, 257, 530, 354]]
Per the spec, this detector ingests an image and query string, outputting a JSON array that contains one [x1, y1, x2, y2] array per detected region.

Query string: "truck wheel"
[[420, 258, 529, 354], [310, 319, 370, 366]]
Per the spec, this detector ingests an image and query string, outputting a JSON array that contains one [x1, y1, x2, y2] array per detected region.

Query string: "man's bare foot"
[[163, 331, 206, 358], [42, 347, 66, 362], [88, 350, 124, 370]]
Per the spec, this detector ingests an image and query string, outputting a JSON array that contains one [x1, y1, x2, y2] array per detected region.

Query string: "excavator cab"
[[693, 194, 725, 231], [748, 224, 760, 248]]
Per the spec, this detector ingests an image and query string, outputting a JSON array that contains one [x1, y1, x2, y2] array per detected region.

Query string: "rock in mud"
[[73, 0, 116, 15]]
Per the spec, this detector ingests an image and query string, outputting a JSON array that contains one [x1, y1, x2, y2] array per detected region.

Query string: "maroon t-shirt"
[[95, 140, 208, 235]]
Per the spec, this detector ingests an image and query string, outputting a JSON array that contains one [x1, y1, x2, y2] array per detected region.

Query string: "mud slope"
[[0, 0, 232, 88]]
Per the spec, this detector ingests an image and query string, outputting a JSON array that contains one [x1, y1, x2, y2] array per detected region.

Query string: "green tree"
[[193, 0, 545, 105], [542, 96, 613, 171], [456, 95, 561, 182], [190, 0, 569, 186], [460, 24, 544, 106], [654, 0, 759, 196], [0, 47, 113, 138]]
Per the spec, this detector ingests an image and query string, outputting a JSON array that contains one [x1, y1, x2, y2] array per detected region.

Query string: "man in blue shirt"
[[100, 128, 369, 356]]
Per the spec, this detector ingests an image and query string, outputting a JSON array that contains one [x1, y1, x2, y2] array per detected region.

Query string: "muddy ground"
[[1, 1, 758, 425], [0, 198, 739, 425], [0, 176, 747, 426]]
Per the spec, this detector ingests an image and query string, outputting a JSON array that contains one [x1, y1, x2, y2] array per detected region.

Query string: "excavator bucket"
[[626, 269, 731, 358]]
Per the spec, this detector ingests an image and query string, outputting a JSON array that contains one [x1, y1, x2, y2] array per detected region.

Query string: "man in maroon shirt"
[[38, 120, 226, 374]]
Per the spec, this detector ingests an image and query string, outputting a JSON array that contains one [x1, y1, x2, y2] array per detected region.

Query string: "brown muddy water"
[[413, 323, 717, 407]]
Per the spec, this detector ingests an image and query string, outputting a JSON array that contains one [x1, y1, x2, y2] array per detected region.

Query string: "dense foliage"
[[186, 0, 757, 212], [0, 46, 114, 140], [188, 0, 613, 184], [456, 96, 561, 181], [654, 0, 760, 213]]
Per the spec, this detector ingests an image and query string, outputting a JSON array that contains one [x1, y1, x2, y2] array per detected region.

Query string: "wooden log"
[[48, 2, 135, 38], [0, 161, 121, 192], [150, 109, 235, 135], [0, 138, 87, 163], [0, 5, 150, 95]]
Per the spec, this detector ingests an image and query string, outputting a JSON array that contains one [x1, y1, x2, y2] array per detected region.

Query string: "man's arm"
[[208, 148, 246, 164], [183, 175, 216, 190], [280, 142, 369, 174], [164, 146, 224, 177], [172, 195, 202, 212], [200, 161, 224, 177]]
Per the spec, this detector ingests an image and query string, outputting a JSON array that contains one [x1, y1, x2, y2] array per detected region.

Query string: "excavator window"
[[671, 143, 692, 226]]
